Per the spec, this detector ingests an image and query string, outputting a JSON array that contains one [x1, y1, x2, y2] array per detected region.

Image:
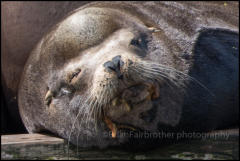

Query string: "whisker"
[[67, 93, 92, 159], [133, 66, 186, 94], [139, 61, 215, 96]]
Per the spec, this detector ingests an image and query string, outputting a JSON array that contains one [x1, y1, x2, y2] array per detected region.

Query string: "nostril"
[[104, 56, 124, 79], [104, 61, 116, 72], [112, 55, 121, 64], [118, 74, 123, 80], [112, 55, 124, 68]]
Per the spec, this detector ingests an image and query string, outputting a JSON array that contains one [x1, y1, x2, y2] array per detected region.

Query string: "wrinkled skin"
[[4, 2, 240, 148]]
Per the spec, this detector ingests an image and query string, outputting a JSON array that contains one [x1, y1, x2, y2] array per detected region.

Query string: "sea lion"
[[17, 2, 238, 148]]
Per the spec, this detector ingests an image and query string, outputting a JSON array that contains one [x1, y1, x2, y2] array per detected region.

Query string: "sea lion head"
[[19, 6, 187, 148]]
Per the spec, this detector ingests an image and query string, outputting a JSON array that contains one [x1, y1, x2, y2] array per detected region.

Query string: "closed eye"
[[130, 38, 141, 47], [69, 69, 81, 83], [72, 71, 80, 79], [129, 34, 149, 50], [129, 34, 149, 57]]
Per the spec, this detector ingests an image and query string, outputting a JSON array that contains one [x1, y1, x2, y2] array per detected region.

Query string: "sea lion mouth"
[[121, 82, 160, 104], [104, 81, 160, 138], [104, 116, 138, 138], [112, 81, 159, 110]]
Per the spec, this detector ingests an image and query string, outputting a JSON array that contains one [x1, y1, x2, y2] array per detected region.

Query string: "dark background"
[[1, 1, 92, 134]]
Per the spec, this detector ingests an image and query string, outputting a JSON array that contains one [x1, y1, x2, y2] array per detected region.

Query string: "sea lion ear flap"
[[148, 27, 161, 33]]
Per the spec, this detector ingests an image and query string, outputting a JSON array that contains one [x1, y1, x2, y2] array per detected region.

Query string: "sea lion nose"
[[103, 55, 124, 79]]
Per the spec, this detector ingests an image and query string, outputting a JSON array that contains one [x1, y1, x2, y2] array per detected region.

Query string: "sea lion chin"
[[18, 2, 238, 148]]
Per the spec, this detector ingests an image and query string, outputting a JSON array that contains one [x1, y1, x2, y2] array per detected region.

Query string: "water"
[[1, 129, 239, 160]]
